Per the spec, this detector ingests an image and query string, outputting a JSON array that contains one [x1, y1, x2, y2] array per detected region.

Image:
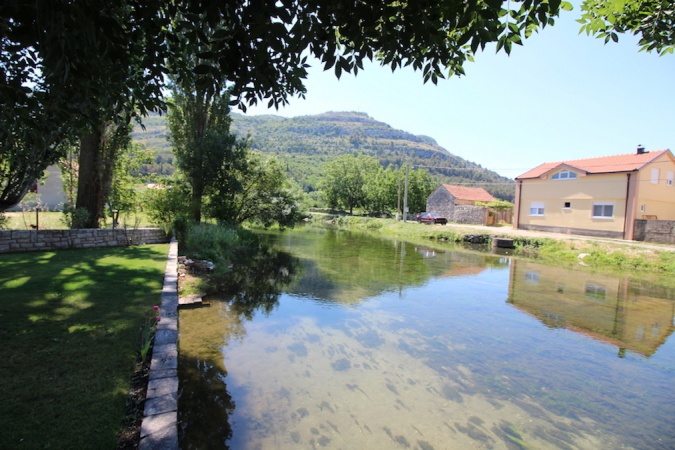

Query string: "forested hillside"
[[133, 111, 515, 201]]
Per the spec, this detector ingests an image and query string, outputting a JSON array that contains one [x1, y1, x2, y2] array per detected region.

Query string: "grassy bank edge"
[[307, 215, 675, 277]]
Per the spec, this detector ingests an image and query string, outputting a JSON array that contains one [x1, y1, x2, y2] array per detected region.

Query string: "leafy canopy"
[[2, 0, 571, 118], [578, 0, 675, 54]]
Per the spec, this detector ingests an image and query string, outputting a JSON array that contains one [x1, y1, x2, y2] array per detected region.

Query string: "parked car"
[[416, 213, 448, 225]]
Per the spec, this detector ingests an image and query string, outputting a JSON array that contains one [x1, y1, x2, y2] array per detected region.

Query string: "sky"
[[241, 4, 675, 180]]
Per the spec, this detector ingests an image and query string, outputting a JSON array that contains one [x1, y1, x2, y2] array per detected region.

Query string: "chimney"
[[637, 145, 646, 154]]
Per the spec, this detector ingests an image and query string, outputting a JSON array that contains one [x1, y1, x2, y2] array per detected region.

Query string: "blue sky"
[[241, 5, 675, 180]]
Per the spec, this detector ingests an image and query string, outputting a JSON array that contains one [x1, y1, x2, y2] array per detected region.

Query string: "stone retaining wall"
[[0, 228, 169, 253], [633, 219, 675, 244], [140, 238, 179, 450]]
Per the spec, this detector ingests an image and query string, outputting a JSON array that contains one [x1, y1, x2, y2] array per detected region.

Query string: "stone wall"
[[426, 189, 488, 225], [0, 228, 169, 254], [426, 188, 455, 219], [451, 205, 488, 225], [633, 219, 675, 244]]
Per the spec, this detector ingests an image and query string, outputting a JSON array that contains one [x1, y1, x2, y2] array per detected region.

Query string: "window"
[[667, 171, 674, 187], [525, 272, 540, 284], [551, 170, 577, 180], [651, 168, 660, 184], [529, 202, 545, 216], [563, 202, 571, 208], [585, 283, 606, 302], [592, 203, 614, 218]]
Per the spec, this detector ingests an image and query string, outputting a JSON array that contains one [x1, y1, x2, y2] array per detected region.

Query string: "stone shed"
[[426, 184, 495, 225]]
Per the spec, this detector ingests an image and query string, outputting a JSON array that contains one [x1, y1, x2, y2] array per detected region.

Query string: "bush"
[[142, 180, 191, 237], [182, 223, 258, 275], [0, 213, 8, 229], [60, 204, 91, 229]]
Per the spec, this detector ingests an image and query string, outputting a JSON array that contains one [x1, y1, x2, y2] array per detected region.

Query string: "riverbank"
[[310, 215, 675, 275]]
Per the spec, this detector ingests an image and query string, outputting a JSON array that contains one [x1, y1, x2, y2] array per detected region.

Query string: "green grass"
[[2, 211, 156, 230], [0, 244, 169, 448]]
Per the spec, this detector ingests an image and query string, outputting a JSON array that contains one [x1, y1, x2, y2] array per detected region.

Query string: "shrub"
[[60, 204, 91, 229], [143, 180, 191, 237], [182, 223, 257, 274]]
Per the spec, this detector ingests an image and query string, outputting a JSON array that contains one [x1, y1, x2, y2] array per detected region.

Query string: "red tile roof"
[[516, 150, 670, 179], [442, 184, 495, 202]]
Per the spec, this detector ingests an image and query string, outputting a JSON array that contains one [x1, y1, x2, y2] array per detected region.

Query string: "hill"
[[133, 111, 515, 201]]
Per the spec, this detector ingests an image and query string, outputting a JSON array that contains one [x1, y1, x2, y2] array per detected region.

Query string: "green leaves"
[[578, 0, 675, 55], [320, 154, 434, 216]]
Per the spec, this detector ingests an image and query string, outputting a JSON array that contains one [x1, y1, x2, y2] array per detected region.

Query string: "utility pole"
[[403, 163, 409, 222], [397, 168, 402, 221]]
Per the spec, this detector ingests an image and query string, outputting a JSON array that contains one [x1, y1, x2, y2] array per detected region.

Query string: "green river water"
[[178, 228, 675, 449]]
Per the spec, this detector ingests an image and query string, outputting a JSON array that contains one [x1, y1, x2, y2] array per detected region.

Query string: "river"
[[178, 227, 675, 449]]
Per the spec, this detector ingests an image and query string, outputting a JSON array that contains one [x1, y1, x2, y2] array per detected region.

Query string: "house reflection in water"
[[507, 260, 675, 357]]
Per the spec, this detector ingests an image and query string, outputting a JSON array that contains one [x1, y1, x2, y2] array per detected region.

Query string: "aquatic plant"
[[139, 305, 161, 363]]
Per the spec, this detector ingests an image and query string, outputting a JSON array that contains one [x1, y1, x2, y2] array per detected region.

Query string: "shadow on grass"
[[0, 244, 169, 449]]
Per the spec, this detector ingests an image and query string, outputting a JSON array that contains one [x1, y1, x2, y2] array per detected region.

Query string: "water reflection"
[[178, 244, 300, 449], [179, 228, 675, 449], [262, 229, 508, 305], [508, 259, 675, 357]]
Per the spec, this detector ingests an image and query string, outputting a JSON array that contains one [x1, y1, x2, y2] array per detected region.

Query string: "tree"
[[208, 152, 305, 229], [167, 80, 238, 223], [74, 120, 136, 227], [108, 143, 153, 216], [578, 0, 675, 54], [1, 0, 172, 222], [363, 167, 398, 214], [2, 0, 571, 214], [407, 168, 436, 214], [0, 96, 73, 211], [321, 154, 381, 214]]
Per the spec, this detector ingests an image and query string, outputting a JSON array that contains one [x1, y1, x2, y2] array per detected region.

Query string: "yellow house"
[[514, 148, 675, 239]]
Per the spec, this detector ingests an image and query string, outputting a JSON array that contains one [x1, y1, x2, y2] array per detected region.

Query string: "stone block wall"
[[0, 228, 169, 254], [451, 205, 488, 225], [426, 189, 455, 219], [633, 219, 675, 244]]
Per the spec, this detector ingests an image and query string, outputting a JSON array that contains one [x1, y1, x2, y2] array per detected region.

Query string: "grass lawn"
[[2, 211, 156, 230], [0, 244, 169, 449]]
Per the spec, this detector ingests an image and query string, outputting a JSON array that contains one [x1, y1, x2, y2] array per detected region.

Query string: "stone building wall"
[[0, 228, 169, 254], [452, 205, 488, 225], [426, 187, 489, 225], [633, 219, 675, 244], [425, 188, 454, 218]]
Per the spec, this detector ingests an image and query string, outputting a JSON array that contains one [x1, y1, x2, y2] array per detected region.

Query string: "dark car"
[[416, 213, 447, 225]]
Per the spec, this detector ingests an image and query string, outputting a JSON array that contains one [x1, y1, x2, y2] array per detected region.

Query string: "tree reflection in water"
[[223, 244, 300, 319], [178, 243, 300, 449]]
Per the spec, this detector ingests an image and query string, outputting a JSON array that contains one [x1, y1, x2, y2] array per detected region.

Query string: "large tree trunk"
[[74, 119, 128, 228], [75, 130, 105, 228], [191, 186, 202, 223]]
